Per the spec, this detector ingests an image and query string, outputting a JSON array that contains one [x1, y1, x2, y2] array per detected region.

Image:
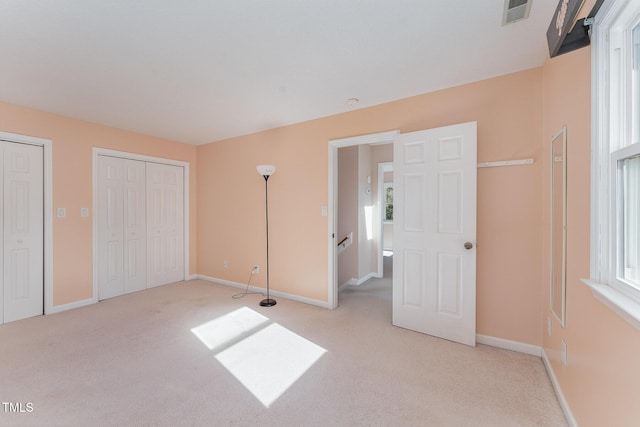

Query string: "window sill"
[[581, 279, 640, 331]]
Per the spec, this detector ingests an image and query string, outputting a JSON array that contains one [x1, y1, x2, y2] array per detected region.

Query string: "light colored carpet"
[[0, 267, 567, 426]]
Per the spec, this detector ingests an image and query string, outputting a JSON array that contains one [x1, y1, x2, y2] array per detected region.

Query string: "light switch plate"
[[80, 208, 89, 217], [57, 208, 66, 218]]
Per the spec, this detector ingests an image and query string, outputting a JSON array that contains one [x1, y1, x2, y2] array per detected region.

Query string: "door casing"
[[327, 130, 400, 309]]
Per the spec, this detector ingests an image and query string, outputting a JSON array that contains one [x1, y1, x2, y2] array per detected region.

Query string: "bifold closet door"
[[97, 156, 146, 300], [0, 141, 44, 324], [146, 163, 184, 288]]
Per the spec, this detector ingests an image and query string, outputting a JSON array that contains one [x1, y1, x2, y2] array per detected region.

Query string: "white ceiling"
[[0, 1, 558, 145]]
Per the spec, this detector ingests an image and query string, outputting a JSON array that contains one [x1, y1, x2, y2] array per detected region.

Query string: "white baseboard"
[[195, 275, 331, 309], [477, 336, 575, 426], [339, 272, 379, 289], [476, 334, 542, 357], [47, 274, 197, 316], [542, 349, 577, 427], [45, 297, 97, 315], [338, 281, 351, 291]]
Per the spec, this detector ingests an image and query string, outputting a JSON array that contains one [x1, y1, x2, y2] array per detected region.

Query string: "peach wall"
[[542, 48, 640, 426], [196, 68, 544, 345], [0, 101, 197, 306]]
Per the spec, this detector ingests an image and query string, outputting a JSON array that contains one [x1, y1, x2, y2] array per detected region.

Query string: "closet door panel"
[[97, 156, 124, 300], [146, 163, 184, 287], [146, 164, 165, 288], [123, 160, 146, 293], [2, 142, 44, 323], [164, 165, 184, 284]]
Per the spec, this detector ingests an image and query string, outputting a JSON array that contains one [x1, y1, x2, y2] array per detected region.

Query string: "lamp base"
[[260, 298, 277, 307]]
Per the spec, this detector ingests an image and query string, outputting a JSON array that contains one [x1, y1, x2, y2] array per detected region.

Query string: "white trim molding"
[[542, 349, 578, 427], [588, 0, 640, 328], [477, 337, 577, 424], [377, 162, 393, 278], [339, 272, 380, 288], [475, 334, 542, 357], [46, 297, 95, 314], [328, 130, 400, 310], [581, 278, 640, 330], [196, 275, 332, 309]]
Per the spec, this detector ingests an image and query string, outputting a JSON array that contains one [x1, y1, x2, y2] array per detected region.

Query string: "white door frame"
[[92, 147, 190, 302], [377, 162, 393, 277], [0, 131, 53, 315], [327, 130, 399, 309]]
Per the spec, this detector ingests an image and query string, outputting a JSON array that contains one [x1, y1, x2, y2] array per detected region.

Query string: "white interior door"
[[146, 163, 184, 288], [392, 122, 477, 346], [97, 156, 125, 300], [98, 156, 147, 299], [1, 141, 44, 323], [123, 160, 147, 293]]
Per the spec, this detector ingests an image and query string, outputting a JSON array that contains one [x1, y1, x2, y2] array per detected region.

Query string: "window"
[[383, 182, 393, 222], [588, 0, 640, 328], [615, 151, 640, 288]]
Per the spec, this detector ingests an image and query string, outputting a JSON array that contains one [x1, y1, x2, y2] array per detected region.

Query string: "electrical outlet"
[[547, 316, 552, 337], [561, 339, 568, 366], [252, 265, 260, 274], [223, 259, 228, 269]]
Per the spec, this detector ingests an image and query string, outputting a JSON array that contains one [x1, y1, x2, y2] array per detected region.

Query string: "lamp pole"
[[257, 165, 276, 307]]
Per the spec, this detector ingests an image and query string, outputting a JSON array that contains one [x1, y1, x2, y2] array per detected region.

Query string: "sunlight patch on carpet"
[[216, 323, 326, 407], [191, 307, 327, 408], [190, 307, 269, 351]]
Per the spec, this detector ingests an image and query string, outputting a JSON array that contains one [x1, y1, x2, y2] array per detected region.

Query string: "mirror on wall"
[[550, 126, 567, 326]]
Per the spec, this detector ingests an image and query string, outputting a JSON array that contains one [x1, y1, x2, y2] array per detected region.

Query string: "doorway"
[[378, 161, 394, 275], [329, 123, 477, 346], [328, 131, 399, 309], [335, 145, 393, 296]]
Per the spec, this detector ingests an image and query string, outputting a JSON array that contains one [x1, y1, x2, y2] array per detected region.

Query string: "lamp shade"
[[256, 165, 276, 177]]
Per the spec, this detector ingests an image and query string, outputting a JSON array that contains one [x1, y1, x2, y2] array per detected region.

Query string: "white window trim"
[[383, 181, 393, 224], [586, 0, 640, 330]]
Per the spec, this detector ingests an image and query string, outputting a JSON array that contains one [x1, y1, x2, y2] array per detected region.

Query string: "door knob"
[[464, 241, 473, 250]]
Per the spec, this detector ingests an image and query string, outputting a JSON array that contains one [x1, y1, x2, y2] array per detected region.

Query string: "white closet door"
[[98, 157, 147, 299], [146, 163, 184, 288], [1, 142, 44, 323], [123, 159, 147, 293], [97, 156, 125, 300]]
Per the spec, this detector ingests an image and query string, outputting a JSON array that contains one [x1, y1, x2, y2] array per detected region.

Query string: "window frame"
[[586, 0, 640, 329], [611, 143, 640, 299], [383, 182, 393, 223]]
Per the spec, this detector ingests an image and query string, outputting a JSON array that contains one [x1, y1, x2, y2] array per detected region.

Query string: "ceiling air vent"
[[502, 0, 532, 25]]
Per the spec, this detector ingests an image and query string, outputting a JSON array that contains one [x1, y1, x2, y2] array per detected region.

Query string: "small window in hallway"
[[384, 182, 393, 222]]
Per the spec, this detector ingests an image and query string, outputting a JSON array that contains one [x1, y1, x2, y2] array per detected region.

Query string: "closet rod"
[[477, 158, 534, 168]]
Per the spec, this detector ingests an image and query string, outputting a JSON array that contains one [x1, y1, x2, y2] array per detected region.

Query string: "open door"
[[392, 122, 477, 346]]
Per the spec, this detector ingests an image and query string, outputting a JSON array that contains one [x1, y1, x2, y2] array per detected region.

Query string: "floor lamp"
[[257, 165, 277, 307]]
